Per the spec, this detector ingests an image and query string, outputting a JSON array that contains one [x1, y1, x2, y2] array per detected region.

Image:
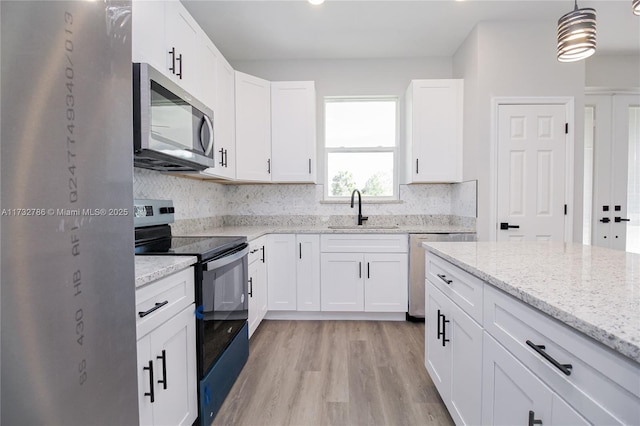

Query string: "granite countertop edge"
[[135, 256, 198, 288], [181, 224, 477, 240], [423, 245, 640, 364]]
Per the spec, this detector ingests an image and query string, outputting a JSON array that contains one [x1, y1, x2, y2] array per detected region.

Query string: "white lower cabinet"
[[136, 268, 197, 426], [425, 280, 482, 425], [267, 234, 320, 311], [320, 234, 408, 313], [482, 333, 588, 426], [248, 236, 268, 337], [425, 252, 640, 426]]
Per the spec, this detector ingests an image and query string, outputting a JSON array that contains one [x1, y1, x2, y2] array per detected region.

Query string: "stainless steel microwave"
[[133, 63, 214, 172]]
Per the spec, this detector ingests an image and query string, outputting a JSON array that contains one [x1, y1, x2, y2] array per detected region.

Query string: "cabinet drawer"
[[249, 237, 266, 265], [484, 284, 640, 425], [136, 267, 195, 338], [320, 234, 408, 253], [426, 253, 483, 324]]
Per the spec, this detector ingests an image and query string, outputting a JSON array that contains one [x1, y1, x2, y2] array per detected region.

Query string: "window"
[[324, 97, 398, 200]]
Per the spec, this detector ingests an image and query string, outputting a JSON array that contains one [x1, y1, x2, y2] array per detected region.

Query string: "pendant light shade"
[[557, 1, 596, 62], [633, 0, 640, 16]]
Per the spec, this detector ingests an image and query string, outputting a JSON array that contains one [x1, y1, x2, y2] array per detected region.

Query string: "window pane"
[[325, 100, 396, 148], [327, 152, 394, 197]]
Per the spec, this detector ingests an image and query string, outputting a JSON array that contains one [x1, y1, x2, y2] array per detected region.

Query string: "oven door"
[[199, 243, 249, 375]]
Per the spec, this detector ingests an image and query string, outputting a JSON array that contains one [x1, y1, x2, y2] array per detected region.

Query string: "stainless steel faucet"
[[350, 189, 368, 226]]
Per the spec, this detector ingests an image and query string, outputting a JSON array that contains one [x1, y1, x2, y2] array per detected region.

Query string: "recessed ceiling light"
[[308, 0, 325, 5]]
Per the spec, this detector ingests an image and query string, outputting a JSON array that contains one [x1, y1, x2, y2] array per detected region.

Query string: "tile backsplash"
[[133, 169, 477, 227]]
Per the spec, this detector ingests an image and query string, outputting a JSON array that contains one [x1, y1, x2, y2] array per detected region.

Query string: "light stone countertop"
[[135, 255, 197, 288], [180, 224, 476, 241], [422, 241, 640, 364]]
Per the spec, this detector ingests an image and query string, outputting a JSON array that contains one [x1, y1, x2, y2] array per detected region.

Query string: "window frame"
[[323, 96, 400, 201]]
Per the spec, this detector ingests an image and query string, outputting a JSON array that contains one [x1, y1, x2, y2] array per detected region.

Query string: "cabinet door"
[[267, 234, 297, 310], [406, 79, 462, 183], [137, 334, 154, 426], [256, 254, 268, 321], [271, 81, 316, 183], [164, 2, 199, 93], [482, 332, 552, 426], [296, 234, 320, 311], [364, 253, 408, 312], [150, 305, 198, 426], [131, 0, 166, 72], [248, 260, 260, 338], [321, 253, 364, 311], [197, 35, 219, 111], [235, 71, 271, 182], [214, 55, 237, 179], [425, 282, 451, 400], [449, 299, 483, 426]]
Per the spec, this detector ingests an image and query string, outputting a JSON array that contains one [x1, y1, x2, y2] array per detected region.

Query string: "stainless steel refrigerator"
[[1, 1, 138, 424]]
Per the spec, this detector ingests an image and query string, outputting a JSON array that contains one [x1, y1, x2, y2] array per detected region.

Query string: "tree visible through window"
[[325, 98, 398, 199]]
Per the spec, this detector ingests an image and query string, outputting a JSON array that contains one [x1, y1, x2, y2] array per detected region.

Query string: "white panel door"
[[497, 104, 567, 241], [587, 94, 640, 252], [364, 253, 408, 312], [296, 234, 321, 311], [320, 253, 364, 311]]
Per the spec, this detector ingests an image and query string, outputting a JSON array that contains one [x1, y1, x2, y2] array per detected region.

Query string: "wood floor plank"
[[210, 320, 454, 426]]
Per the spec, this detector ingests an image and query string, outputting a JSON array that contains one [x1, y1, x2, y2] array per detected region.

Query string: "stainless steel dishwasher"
[[408, 233, 476, 320]]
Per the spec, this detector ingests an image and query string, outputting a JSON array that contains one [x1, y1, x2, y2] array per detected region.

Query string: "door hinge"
[[565, 123, 569, 134], [564, 204, 567, 215]]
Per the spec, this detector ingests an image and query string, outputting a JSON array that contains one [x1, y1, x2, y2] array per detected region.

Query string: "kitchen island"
[[422, 241, 639, 425]]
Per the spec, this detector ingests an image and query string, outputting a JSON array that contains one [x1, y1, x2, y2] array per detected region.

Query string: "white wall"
[[454, 20, 586, 241], [586, 54, 640, 89]]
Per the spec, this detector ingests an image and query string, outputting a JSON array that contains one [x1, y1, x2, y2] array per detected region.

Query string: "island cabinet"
[[405, 79, 463, 183], [482, 283, 639, 426], [248, 236, 267, 338], [136, 267, 197, 426], [424, 251, 640, 426], [425, 255, 483, 426], [267, 234, 320, 311], [320, 234, 408, 312]]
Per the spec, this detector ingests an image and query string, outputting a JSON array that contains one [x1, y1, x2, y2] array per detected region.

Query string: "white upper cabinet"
[[405, 79, 463, 183], [271, 81, 317, 183], [211, 55, 237, 180], [131, 1, 166, 73], [132, 1, 214, 110], [164, 2, 199, 94], [235, 71, 272, 182]]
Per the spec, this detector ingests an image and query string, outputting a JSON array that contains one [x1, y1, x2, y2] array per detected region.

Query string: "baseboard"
[[263, 311, 407, 321]]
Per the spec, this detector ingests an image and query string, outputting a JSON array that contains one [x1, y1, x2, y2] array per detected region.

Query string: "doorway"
[[584, 94, 640, 253], [494, 101, 573, 242]]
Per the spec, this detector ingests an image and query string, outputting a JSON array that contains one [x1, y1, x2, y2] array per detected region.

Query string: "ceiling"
[[182, 0, 640, 61]]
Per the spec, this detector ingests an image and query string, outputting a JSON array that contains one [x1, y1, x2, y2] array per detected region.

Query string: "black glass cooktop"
[[135, 235, 247, 261]]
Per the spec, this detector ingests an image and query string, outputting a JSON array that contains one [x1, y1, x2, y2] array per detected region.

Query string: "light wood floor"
[[211, 320, 454, 426]]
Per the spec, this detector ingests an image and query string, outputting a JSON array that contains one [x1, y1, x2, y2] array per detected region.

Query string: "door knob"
[[500, 222, 520, 230], [615, 217, 631, 223], [600, 217, 611, 223]]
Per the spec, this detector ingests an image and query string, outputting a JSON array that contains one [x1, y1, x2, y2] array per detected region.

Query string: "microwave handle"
[[202, 115, 214, 156]]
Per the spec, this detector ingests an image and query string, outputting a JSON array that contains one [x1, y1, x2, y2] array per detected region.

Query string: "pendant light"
[[557, 0, 597, 62], [634, 0, 640, 16]]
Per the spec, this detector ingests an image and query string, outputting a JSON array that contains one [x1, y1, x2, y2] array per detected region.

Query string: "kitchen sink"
[[327, 225, 399, 230]]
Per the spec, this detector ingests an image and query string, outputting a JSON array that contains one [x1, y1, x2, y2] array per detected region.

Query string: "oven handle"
[[202, 243, 249, 271]]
